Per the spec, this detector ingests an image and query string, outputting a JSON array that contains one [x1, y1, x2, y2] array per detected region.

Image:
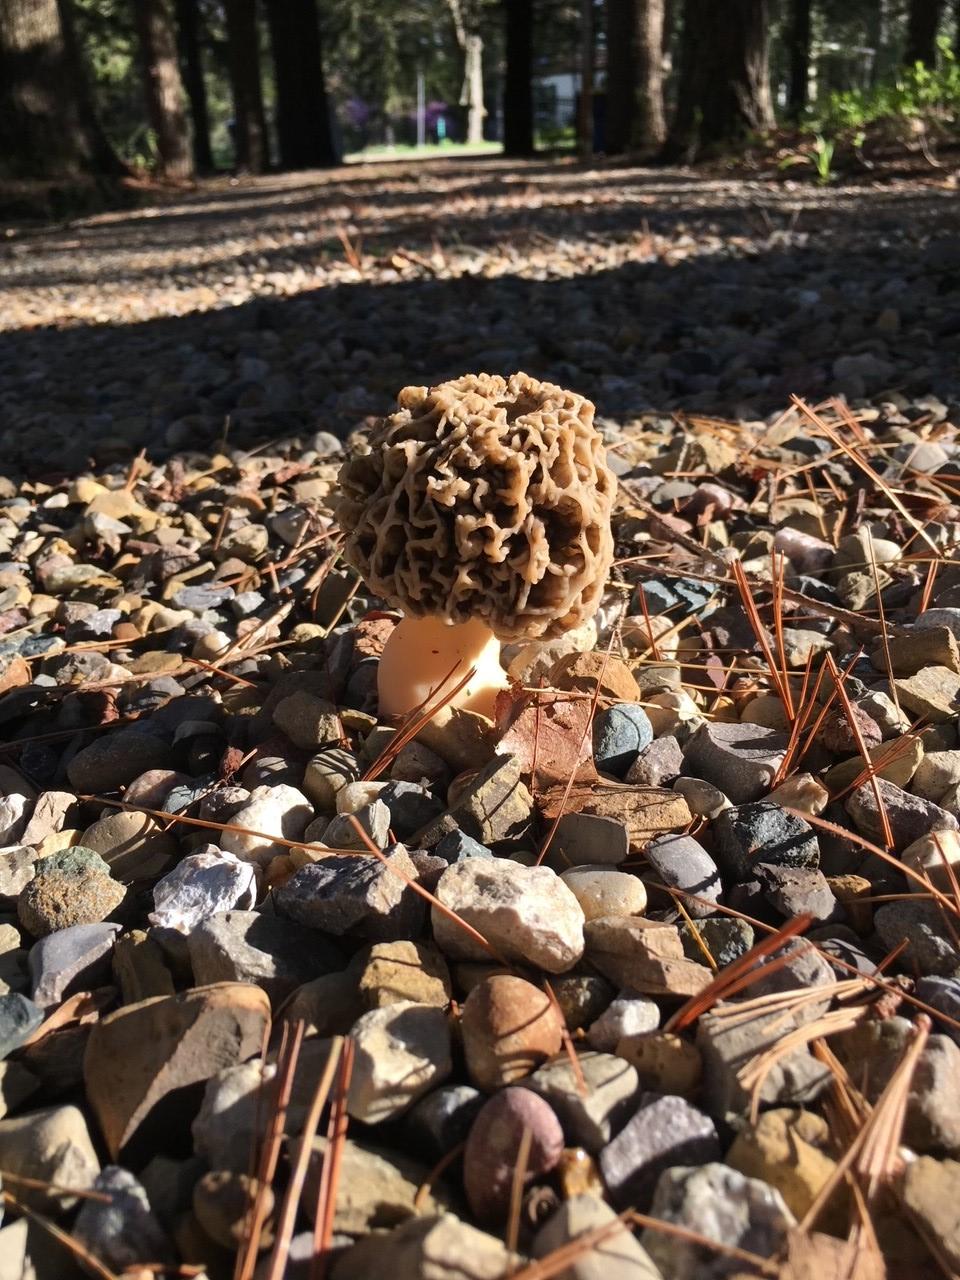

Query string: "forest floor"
[[2, 156, 960, 1279]]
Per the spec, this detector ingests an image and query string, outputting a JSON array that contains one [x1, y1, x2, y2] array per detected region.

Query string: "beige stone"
[[354, 940, 452, 1010], [584, 916, 712, 997], [560, 865, 647, 920], [0, 1105, 99, 1211], [539, 784, 691, 856], [80, 811, 177, 882], [902, 827, 960, 894], [823, 733, 923, 791], [827, 874, 874, 934], [902, 1155, 960, 1270], [767, 773, 829, 816], [726, 1108, 841, 1228], [616, 1031, 702, 1097]]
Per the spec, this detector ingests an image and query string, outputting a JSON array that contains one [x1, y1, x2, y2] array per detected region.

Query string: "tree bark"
[[224, 0, 268, 171], [636, 0, 667, 148], [905, 0, 944, 65], [133, 0, 193, 178], [0, 0, 120, 179], [265, 0, 337, 168], [606, 0, 637, 154], [174, 0, 213, 171], [447, 0, 486, 144], [502, 0, 534, 156], [786, 0, 811, 119], [577, 0, 594, 155], [662, 0, 773, 160]]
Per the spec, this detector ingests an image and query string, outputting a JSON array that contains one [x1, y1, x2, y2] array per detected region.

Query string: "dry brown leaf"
[[19, 988, 115, 1049], [0, 655, 31, 695], [496, 690, 599, 788]]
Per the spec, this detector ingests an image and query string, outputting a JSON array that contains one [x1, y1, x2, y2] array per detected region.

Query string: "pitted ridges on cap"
[[336, 372, 616, 641]]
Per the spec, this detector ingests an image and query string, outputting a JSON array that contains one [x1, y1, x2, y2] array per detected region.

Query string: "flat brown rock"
[[584, 916, 713, 996], [83, 982, 270, 1158], [547, 651, 642, 704], [539, 783, 691, 854]]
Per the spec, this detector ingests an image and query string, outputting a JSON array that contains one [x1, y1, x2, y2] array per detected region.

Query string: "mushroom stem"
[[377, 615, 509, 721]]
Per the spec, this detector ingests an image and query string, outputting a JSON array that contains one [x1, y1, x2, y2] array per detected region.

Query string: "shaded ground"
[[0, 155, 958, 476]]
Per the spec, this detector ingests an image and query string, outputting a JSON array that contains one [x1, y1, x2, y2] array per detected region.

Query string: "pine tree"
[[0, 0, 121, 178], [265, 0, 338, 169], [133, 0, 193, 178], [224, 0, 268, 171], [503, 0, 534, 156]]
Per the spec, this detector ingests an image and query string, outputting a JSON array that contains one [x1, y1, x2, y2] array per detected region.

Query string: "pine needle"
[[262, 1037, 344, 1280], [800, 1014, 931, 1230]]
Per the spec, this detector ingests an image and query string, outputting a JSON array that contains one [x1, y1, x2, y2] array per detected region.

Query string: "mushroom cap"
[[336, 372, 616, 642]]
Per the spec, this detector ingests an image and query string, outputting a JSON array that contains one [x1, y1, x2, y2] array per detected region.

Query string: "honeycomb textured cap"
[[336, 372, 616, 641]]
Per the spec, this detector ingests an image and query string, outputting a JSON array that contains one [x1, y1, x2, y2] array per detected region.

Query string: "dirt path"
[[0, 156, 957, 473]]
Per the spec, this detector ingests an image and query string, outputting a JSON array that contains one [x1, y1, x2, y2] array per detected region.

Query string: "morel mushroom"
[[336, 372, 616, 719]]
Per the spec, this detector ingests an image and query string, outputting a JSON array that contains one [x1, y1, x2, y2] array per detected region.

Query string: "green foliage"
[[535, 123, 575, 150], [72, 0, 145, 165], [811, 132, 834, 183], [812, 37, 960, 137]]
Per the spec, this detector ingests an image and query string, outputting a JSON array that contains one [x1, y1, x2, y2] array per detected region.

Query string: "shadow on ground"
[[0, 157, 957, 478]]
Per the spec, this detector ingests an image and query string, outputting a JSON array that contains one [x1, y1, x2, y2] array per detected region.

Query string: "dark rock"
[[406, 1085, 485, 1158], [187, 911, 342, 1005], [599, 1093, 720, 1210], [755, 863, 837, 921], [916, 976, 960, 1045], [434, 830, 495, 863], [875, 900, 960, 976], [378, 781, 444, 840], [683, 722, 788, 804], [0, 992, 43, 1059], [713, 803, 820, 882], [67, 731, 174, 794], [644, 833, 721, 917], [846, 779, 958, 852], [625, 736, 684, 787], [29, 922, 120, 1008], [679, 918, 755, 968], [593, 704, 654, 778], [273, 846, 426, 942]]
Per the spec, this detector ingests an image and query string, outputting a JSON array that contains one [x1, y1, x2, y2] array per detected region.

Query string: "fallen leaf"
[[496, 690, 598, 788]]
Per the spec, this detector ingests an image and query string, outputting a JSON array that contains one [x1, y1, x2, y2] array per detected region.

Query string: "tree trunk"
[[0, 0, 120, 179], [786, 0, 811, 118], [662, 0, 773, 160], [447, 0, 486, 144], [174, 0, 213, 171], [606, 0, 637, 154], [133, 0, 193, 178], [463, 33, 486, 142], [636, 0, 667, 148], [224, 0, 268, 171], [577, 0, 594, 155], [607, 0, 666, 153], [265, 0, 337, 168], [502, 0, 534, 156], [905, 0, 944, 65]]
